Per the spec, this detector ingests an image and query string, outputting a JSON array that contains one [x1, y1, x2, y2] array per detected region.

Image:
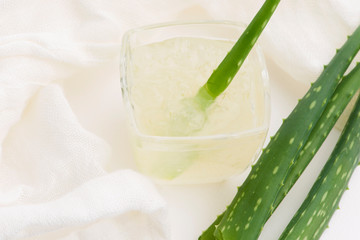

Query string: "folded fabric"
[[0, 168, 168, 240], [0, 84, 169, 240]]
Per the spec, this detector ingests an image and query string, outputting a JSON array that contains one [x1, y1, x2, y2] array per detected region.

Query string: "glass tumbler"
[[120, 21, 270, 184]]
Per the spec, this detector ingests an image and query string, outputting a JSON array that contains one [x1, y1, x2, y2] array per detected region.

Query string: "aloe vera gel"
[[121, 22, 270, 184]]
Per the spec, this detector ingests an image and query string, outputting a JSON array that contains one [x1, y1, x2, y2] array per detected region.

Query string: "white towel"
[[0, 0, 359, 239]]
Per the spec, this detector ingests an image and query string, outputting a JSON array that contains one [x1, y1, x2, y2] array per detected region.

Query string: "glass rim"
[[120, 20, 271, 142], [122, 20, 249, 37]]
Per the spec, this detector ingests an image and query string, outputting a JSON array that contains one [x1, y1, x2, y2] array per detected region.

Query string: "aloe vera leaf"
[[168, 0, 281, 176], [209, 26, 360, 240], [195, 0, 281, 105], [171, 0, 280, 137], [279, 93, 360, 240], [273, 62, 360, 208], [199, 62, 360, 240]]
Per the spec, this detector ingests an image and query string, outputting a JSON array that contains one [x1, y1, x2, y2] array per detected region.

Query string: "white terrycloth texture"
[[0, 83, 169, 240], [0, 0, 359, 240], [0, 85, 108, 204], [0, 168, 167, 240]]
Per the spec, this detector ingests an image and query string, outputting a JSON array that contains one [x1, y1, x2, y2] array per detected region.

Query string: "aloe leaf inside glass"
[[170, 0, 281, 136]]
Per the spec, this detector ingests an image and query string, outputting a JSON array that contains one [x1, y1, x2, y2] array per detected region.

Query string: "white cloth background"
[[0, 0, 359, 239]]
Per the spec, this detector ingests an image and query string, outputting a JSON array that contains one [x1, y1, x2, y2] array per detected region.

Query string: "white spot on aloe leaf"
[[332, 199, 338, 207], [321, 217, 329, 229], [314, 86, 322, 92], [317, 210, 326, 217], [229, 210, 234, 217], [261, 21, 268, 29], [309, 101, 317, 109], [273, 166, 279, 175], [251, 38, 256, 45], [274, 132, 280, 141], [336, 165, 343, 175], [337, 190, 343, 198], [311, 148, 316, 155], [289, 137, 295, 144], [322, 176, 328, 184], [327, 105, 336, 118], [347, 134, 351, 142], [253, 198, 262, 212], [349, 140, 354, 149], [347, 171, 352, 180], [271, 4, 277, 12], [250, 174, 258, 180], [332, 93, 339, 101], [321, 191, 328, 202], [341, 172, 347, 179], [312, 194, 317, 200], [322, 98, 327, 106]]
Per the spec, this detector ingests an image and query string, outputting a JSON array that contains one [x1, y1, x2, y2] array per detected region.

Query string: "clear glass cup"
[[120, 21, 270, 184]]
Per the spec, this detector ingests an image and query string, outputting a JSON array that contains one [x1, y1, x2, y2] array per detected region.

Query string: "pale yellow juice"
[[127, 37, 269, 184]]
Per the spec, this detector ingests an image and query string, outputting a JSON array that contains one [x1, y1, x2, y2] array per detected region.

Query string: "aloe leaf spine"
[[209, 26, 360, 240], [279, 93, 360, 240]]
